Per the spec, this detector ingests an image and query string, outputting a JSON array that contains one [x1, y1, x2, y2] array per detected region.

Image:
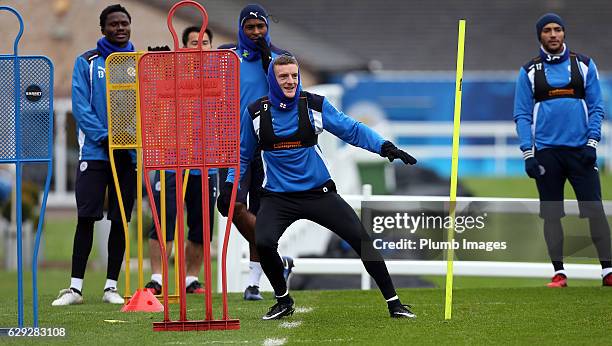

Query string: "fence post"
[[494, 131, 506, 175], [361, 184, 372, 290]]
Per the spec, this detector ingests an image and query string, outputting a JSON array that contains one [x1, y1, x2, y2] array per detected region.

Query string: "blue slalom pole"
[[16, 164, 23, 327], [10, 6, 24, 326], [0, 5, 25, 328], [32, 161, 53, 327]]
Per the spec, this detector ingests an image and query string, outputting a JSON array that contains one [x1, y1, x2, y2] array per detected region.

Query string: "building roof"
[[147, 0, 612, 74]]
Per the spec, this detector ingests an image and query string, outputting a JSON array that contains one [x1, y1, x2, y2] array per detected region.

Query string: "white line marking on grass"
[[289, 338, 354, 344], [166, 341, 250, 345], [294, 306, 313, 314], [279, 320, 302, 329], [263, 337, 287, 346]]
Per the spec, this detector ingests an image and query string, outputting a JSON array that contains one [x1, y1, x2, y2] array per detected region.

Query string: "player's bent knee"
[[233, 202, 248, 217], [255, 237, 278, 253]]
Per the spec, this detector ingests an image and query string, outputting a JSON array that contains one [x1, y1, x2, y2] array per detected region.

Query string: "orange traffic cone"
[[121, 289, 164, 312]]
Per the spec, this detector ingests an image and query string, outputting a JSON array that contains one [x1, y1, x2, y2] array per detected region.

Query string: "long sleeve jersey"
[[228, 97, 385, 192], [71, 49, 111, 160], [513, 52, 604, 151]]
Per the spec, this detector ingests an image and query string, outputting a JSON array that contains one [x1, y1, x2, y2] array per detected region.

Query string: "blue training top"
[[227, 96, 385, 192], [513, 46, 604, 151]]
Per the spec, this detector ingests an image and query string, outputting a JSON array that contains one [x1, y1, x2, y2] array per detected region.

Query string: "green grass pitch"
[[1, 270, 609, 345], [1, 175, 610, 344]]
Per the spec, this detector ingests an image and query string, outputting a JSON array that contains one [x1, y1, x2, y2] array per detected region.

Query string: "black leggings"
[[544, 216, 612, 270], [255, 183, 397, 300], [71, 217, 126, 282]]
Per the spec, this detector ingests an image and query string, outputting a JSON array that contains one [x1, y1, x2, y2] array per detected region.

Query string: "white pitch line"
[[294, 306, 313, 314], [285, 338, 354, 344], [279, 320, 302, 329], [166, 341, 250, 345], [263, 337, 287, 346]]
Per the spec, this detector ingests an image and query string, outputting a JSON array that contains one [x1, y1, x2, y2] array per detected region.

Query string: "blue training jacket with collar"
[[71, 49, 110, 161], [227, 94, 385, 193], [513, 48, 605, 151]]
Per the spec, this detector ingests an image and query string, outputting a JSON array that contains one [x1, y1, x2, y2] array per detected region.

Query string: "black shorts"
[[75, 150, 136, 222], [218, 151, 264, 214], [148, 171, 217, 244], [535, 147, 604, 219]]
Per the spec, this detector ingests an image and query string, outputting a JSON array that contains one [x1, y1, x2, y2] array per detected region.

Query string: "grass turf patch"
[[1, 270, 609, 345]]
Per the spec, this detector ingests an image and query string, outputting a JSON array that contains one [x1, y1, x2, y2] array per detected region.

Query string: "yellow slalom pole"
[[160, 170, 168, 296], [444, 19, 466, 321], [108, 148, 131, 298], [134, 54, 144, 290], [159, 169, 186, 302], [174, 169, 190, 293], [136, 149, 144, 288]]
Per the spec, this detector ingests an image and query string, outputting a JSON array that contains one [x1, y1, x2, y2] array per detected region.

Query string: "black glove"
[[147, 45, 171, 52], [524, 157, 542, 179], [217, 182, 234, 217], [581, 141, 597, 166], [380, 141, 417, 165], [255, 37, 272, 73], [523, 149, 545, 179]]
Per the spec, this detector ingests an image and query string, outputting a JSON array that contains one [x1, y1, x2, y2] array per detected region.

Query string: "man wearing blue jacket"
[[513, 13, 612, 288], [52, 4, 137, 306], [217, 4, 293, 301], [223, 55, 417, 320]]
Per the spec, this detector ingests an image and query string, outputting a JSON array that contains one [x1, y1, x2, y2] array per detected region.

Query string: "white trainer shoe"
[[102, 288, 124, 304], [52, 288, 83, 306]]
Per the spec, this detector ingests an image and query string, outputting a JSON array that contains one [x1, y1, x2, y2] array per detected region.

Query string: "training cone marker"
[[121, 289, 164, 312]]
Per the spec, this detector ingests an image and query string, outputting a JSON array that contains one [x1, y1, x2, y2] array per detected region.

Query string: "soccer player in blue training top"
[[513, 13, 612, 287], [217, 4, 294, 301], [144, 26, 217, 296], [221, 55, 417, 320], [53, 4, 136, 306]]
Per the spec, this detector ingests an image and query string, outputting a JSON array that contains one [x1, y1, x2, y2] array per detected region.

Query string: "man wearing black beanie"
[[217, 4, 295, 301], [513, 13, 612, 288]]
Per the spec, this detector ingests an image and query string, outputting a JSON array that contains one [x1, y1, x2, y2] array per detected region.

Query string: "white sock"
[[386, 295, 399, 302], [554, 270, 567, 277], [186, 276, 198, 287], [151, 274, 162, 286], [275, 289, 289, 298], [104, 279, 117, 290], [602, 267, 612, 278], [248, 261, 263, 287], [70, 278, 83, 292]]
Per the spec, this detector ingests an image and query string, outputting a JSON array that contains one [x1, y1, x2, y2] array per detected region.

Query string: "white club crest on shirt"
[[280, 102, 287, 109], [97, 66, 105, 78]]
